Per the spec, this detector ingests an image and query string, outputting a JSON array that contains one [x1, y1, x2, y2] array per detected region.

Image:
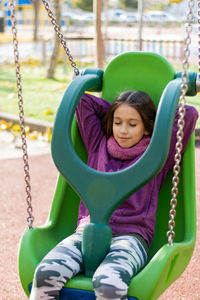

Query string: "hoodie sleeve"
[[76, 93, 111, 153]]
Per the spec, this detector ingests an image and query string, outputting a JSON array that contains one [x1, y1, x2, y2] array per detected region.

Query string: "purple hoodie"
[[76, 93, 198, 245]]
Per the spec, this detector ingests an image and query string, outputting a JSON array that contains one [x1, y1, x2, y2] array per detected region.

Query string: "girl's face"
[[113, 103, 149, 148]]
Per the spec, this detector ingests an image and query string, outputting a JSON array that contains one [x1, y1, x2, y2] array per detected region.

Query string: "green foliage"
[[119, 0, 138, 9], [71, 0, 93, 12]]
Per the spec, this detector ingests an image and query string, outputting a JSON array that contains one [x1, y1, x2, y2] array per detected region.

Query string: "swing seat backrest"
[[18, 52, 197, 300], [101, 52, 196, 260], [102, 51, 175, 106]]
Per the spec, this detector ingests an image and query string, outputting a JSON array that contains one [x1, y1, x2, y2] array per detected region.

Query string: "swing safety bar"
[[18, 51, 197, 300], [51, 68, 197, 277]]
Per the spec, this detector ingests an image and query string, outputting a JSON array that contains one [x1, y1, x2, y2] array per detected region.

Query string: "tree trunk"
[[33, 0, 40, 41], [47, 0, 61, 79], [93, 0, 104, 69], [103, 0, 108, 41], [138, 0, 144, 51]]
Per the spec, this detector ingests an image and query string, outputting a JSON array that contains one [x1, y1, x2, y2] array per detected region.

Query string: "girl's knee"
[[33, 262, 61, 289], [93, 277, 128, 300], [33, 263, 50, 287], [30, 263, 61, 300]]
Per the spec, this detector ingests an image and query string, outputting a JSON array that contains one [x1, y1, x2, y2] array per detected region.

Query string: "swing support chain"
[[167, 0, 195, 246], [10, 0, 34, 229], [41, 0, 80, 76]]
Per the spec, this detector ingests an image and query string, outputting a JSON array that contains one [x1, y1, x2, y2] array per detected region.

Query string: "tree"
[[47, 0, 61, 78], [33, 0, 40, 41], [93, 0, 104, 68], [119, 0, 138, 9], [72, 0, 93, 11]]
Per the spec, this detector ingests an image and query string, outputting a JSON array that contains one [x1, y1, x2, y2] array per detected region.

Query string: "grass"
[[0, 61, 199, 127], [0, 62, 72, 122]]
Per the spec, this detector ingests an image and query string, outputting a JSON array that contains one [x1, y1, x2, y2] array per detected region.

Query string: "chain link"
[[10, 0, 34, 229], [167, 0, 195, 246], [41, 0, 79, 76]]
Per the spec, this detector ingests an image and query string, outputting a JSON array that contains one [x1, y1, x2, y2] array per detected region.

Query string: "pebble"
[[0, 130, 15, 143], [0, 130, 50, 159]]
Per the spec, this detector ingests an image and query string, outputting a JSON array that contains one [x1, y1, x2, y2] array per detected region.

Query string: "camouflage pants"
[[30, 231, 147, 300]]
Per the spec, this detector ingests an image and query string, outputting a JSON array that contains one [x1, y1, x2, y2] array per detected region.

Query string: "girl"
[[30, 91, 198, 300]]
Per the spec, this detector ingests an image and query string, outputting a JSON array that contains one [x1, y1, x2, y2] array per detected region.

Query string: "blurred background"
[[0, 2, 200, 299], [0, 0, 199, 144], [0, 0, 198, 69]]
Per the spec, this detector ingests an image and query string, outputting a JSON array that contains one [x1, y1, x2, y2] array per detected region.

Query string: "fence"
[[41, 37, 184, 64], [105, 38, 184, 61], [0, 4, 185, 64]]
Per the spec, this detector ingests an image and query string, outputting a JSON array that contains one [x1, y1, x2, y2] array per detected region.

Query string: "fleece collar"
[[107, 135, 150, 160]]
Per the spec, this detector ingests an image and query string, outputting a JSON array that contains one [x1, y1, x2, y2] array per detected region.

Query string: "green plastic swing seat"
[[18, 52, 197, 300]]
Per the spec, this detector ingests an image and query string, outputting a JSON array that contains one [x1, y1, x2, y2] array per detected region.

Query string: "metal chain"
[[41, 0, 79, 76], [10, 0, 34, 229], [167, 0, 195, 246]]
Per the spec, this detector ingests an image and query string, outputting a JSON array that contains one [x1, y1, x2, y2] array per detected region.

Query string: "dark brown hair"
[[102, 91, 156, 139]]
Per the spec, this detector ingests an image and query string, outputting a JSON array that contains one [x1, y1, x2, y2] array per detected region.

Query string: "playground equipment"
[[10, 0, 199, 299]]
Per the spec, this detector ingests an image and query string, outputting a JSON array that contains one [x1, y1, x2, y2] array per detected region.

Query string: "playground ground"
[[0, 144, 199, 299]]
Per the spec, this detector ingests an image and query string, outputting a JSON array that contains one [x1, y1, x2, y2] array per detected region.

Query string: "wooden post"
[[138, 0, 144, 51], [47, 0, 61, 78], [41, 36, 46, 65], [93, 0, 104, 69], [33, 0, 40, 41]]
